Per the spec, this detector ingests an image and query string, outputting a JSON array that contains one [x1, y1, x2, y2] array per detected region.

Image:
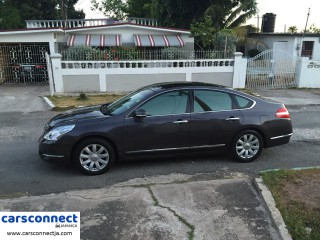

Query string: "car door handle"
[[226, 117, 240, 121], [173, 120, 189, 124]]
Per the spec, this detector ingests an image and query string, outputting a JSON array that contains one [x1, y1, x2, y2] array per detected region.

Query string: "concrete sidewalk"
[[0, 173, 281, 240], [0, 85, 50, 113], [252, 89, 320, 106]]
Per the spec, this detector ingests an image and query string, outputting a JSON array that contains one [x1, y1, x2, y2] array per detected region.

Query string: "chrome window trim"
[[130, 112, 191, 119], [232, 94, 257, 110], [126, 89, 190, 119], [192, 89, 257, 114], [270, 133, 293, 140], [125, 87, 257, 118]]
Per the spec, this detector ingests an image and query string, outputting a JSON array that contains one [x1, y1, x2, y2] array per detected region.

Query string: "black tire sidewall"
[[74, 138, 115, 175], [232, 130, 263, 163]]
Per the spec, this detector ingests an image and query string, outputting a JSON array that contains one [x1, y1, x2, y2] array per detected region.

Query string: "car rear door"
[[189, 89, 243, 149], [123, 89, 191, 156]]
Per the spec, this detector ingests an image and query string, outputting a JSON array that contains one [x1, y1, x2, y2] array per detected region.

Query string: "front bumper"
[[39, 137, 73, 162]]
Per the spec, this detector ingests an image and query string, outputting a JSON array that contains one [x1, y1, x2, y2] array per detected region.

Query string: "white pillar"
[[232, 52, 247, 88], [296, 57, 310, 88], [50, 54, 64, 93], [100, 73, 107, 91], [186, 71, 192, 82]]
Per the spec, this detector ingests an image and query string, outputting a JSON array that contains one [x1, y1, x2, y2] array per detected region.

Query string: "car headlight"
[[43, 125, 75, 141]]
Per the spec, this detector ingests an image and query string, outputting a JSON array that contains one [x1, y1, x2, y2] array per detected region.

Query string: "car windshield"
[[101, 88, 154, 116]]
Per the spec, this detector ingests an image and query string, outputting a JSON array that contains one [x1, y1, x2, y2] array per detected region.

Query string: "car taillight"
[[276, 108, 290, 119]]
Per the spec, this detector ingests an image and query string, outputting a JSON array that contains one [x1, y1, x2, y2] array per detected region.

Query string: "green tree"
[[190, 16, 216, 49], [64, 0, 85, 19], [213, 29, 238, 51], [0, 1, 22, 29], [92, 0, 257, 30], [126, 0, 154, 18], [203, 0, 257, 29], [308, 24, 320, 33], [288, 26, 298, 33], [190, 16, 239, 50], [91, 0, 128, 19], [0, 0, 84, 29]]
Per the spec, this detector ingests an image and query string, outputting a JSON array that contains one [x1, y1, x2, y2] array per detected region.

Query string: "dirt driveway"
[[0, 85, 50, 113]]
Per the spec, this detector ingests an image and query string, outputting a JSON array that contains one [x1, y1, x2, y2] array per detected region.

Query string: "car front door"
[[123, 90, 190, 156], [189, 89, 243, 150]]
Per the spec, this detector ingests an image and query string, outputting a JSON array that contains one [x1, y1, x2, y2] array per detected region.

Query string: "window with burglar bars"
[[301, 41, 314, 59]]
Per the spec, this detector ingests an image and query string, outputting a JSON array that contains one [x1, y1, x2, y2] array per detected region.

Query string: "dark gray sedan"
[[39, 82, 293, 175]]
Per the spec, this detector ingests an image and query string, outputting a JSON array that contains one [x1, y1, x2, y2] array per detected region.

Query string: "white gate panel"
[[246, 50, 299, 89]]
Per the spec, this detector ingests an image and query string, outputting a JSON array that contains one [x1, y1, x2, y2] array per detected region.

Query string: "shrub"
[[77, 92, 88, 101]]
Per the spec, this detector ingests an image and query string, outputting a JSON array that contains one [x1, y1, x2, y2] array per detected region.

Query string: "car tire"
[[232, 130, 263, 163], [74, 138, 115, 175]]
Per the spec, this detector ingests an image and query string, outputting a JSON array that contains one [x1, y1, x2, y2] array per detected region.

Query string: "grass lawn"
[[261, 168, 320, 240], [48, 94, 124, 111]]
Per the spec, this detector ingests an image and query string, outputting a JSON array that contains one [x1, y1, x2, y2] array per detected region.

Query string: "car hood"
[[48, 105, 107, 127]]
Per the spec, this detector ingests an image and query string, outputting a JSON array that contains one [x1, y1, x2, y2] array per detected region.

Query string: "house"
[[248, 32, 320, 60], [0, 18, 194, 84], [0, 18, 248, 92]]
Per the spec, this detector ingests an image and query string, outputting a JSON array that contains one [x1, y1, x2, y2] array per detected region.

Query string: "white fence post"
[[45, 53, 54, 96], [232, 52, 247, 88], [50, 54, 64, 93]]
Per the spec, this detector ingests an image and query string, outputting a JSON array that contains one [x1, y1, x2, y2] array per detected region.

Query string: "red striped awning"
[[134, 35, 185, 47], [67, 34, 121, 47]]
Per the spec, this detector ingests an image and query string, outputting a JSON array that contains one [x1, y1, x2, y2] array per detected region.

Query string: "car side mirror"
[[134, 108, 147, 117]]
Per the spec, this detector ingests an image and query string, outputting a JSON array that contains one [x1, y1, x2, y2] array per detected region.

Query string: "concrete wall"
[[106, 73, 185, 92], [192, 73, 233, 86], [63, 75, 100, 92], [297, 57, 320, 88], [49, 53, 247, 94]]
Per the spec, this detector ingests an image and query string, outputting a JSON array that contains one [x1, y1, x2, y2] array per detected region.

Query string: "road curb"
[[43, 96, 55, 109], [254, 177, 292, 240]]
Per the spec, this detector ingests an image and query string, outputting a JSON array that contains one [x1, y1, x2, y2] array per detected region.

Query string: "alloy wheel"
[[79, 144, 109, 172], [235, 134, 260, 159]]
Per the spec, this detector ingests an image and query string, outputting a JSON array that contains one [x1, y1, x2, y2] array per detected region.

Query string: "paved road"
[[0, 105, 319, 197]]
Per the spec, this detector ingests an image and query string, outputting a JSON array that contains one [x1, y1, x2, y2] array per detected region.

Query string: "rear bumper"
[[265, 133, 292, 148]]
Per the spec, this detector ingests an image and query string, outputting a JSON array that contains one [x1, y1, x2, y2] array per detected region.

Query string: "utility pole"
[[61, 0, 65, 20], [303, 7, 311, 33], [61, 0, 68, 28], [298, 7, 311, 57], [255, 15, 260, 32]]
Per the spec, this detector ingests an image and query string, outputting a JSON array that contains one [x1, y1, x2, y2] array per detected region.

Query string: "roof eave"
[[0, 28, 64, 35], [65, 23, 191, 34]]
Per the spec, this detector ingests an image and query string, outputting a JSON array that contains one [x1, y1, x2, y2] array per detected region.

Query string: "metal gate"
[[0, 43, 50, 85], [246, 50, 299, 89]]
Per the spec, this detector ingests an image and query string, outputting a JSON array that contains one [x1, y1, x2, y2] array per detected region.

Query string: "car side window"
[[234, 95, 254, 109], [193, 90, 233, 112], [140, 90, 189, 116]]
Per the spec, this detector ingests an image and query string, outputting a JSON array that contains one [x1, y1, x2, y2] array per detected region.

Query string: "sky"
[[75, 0, 320, 32]]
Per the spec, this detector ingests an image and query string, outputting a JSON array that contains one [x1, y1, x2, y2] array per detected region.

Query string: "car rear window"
[[234, 95, 254, 109], [194, 90, 233, 112]]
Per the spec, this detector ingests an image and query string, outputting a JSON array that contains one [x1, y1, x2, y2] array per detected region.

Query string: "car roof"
[[145, 82, 227, 91]]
